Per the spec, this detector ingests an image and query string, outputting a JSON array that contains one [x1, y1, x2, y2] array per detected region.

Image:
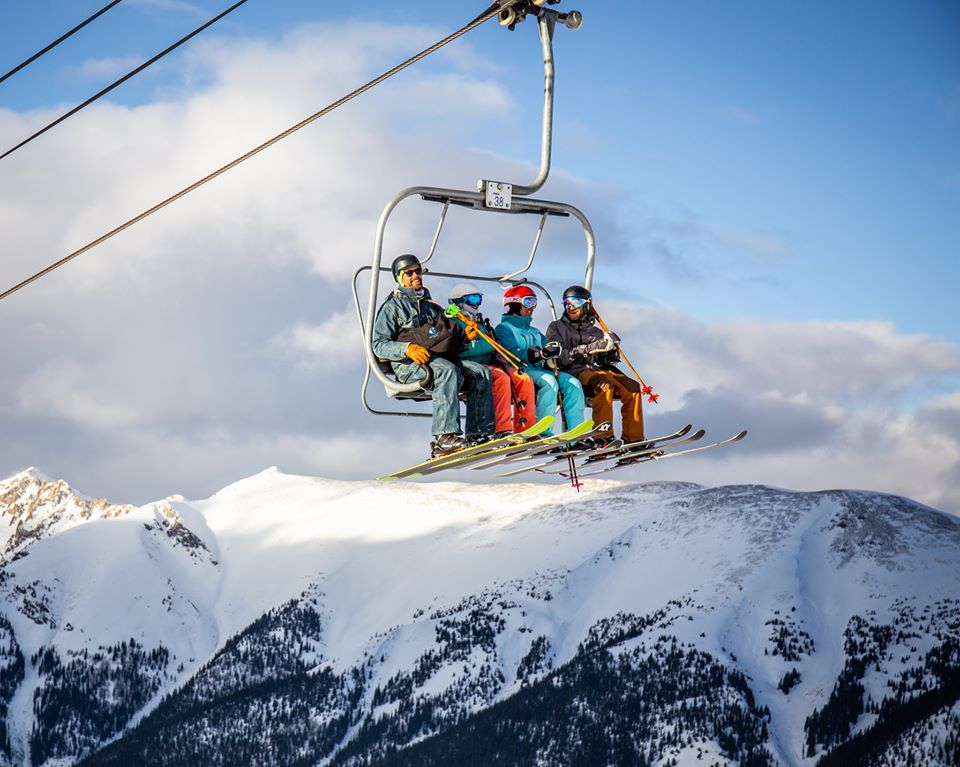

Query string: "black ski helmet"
[[391, 253, 421, 281], [562, 285, 593, 311]]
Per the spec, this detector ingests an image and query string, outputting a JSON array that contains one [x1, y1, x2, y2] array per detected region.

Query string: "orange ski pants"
[[486, 365, 536, 433], [577, 369, 645, 443]]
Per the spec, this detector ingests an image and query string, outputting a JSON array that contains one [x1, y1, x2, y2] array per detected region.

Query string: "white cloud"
[[76, 56, 144, 82], [126, 0, 206, 17], [270, 311, 363, 367]]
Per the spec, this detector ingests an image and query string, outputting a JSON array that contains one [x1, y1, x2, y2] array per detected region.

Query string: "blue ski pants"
[[524, 367, 586, 435], [394, 357, 494, 436]]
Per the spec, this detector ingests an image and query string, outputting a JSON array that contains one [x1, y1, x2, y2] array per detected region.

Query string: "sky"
[[1, 0, 958, 511]]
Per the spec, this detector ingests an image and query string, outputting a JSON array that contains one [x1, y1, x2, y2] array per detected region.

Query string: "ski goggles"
[[562, 296, 589, 309], [457, 293, 483, 308], [518, 296, 538, 309]]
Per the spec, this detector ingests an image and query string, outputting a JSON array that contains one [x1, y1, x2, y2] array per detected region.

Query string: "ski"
[[466, 422, 614, 472], [495, 438, 624, 477], [580, 423, 694, 465], [577, 430, 748, 477], [488, 423, 693, 477], [510, 427, 706, 478], [410, 419, 598, 478], [492, 423, 694, 477], [379, 415, 554, 480]]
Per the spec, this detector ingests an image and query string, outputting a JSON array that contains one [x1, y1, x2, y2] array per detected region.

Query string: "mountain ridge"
[[0, 468, 956, 766]]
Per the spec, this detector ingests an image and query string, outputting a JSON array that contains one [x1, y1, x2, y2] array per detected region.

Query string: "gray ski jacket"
[[372, 285, 445, 365]]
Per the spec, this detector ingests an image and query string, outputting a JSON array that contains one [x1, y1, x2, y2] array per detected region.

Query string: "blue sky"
[[1, 0, 958, 508], [3, 1, 957, 339]]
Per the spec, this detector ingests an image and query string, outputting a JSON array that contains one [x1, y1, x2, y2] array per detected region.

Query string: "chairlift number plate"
[[484, 181, 512, 210]]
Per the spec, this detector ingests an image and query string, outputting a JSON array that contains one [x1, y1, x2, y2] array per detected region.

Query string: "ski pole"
[[591, 307, 660, 404], [444, 306, 525, 372], [550, 360, 582, 491]]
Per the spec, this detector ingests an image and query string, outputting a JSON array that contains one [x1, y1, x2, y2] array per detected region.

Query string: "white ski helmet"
[[447, 283, 482, 315], [448, 283, 483, 303]]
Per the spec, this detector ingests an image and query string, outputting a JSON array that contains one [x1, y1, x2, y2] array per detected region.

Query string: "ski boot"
[[431, 433, 468, 457]]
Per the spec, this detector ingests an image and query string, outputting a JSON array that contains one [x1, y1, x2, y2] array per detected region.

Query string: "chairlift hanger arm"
[[483, 3, 582, 198]]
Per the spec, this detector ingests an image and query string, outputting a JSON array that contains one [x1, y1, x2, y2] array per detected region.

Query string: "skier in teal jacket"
[[494, 285, 585, 436], [448, 283, 536, 433]]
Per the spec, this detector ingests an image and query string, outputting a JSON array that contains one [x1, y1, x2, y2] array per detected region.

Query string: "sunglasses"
[[563, 296, 588, 309], [401, 267, 423, 277], [458, 293, 482, 307]]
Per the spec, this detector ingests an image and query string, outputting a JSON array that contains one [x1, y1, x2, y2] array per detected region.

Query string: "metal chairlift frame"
[[353, 6, 594, 418]]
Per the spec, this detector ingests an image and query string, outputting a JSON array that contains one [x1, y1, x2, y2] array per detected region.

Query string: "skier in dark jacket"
[[495, 285, 585, 437], [545, 285, 644, 444], [372, 254, 494, 456]]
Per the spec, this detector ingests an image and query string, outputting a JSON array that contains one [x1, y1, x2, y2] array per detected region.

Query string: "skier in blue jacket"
[[494, 285, 585, 437]]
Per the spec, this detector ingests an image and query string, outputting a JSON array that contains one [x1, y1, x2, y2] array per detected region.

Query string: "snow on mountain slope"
[[0, 470, 221, 765], [0, 468, 958, 767]]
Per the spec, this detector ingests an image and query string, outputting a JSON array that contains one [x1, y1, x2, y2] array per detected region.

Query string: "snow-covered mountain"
[[0, 467, 957, 767]]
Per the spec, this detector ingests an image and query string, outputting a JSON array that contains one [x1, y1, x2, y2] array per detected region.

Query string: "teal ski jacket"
[[494, 313, 548, 371], [452, 313, 498, 364]]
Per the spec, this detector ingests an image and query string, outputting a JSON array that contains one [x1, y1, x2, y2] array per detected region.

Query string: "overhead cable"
[[0, 0, 250, 162], [0, 4, 503, 303], [0, 1, 124, 86]]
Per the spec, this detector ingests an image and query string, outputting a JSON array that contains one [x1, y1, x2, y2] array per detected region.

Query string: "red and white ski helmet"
[[502, 284, 537, 306]]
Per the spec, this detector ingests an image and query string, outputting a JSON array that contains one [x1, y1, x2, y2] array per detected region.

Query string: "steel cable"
[[0, 0, 251, 161], [0, 0, 124, 86], [0, 5, 503, 303]]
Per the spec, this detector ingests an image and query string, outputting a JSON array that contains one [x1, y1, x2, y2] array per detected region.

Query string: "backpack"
[[396, 310, 466, 357]]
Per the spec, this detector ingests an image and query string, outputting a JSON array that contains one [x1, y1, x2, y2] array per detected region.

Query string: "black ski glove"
[[542, 341, 562, 359]]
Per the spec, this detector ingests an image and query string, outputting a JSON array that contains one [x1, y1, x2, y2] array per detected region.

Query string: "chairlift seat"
[[377, 357, 470, 402]]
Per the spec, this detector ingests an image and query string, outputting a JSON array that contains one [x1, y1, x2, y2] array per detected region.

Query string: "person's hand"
[[527, 346, 544, 363], [586, 336, 615, 354], [407, 343, 431, 365], [464, 323, 480, 341], [572, 344, 589, 361], [542, 341, 562, 359]]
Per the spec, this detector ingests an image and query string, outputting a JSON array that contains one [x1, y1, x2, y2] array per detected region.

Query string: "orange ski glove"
[[407, 343, 431, 365], [463, 323, 480, 341]]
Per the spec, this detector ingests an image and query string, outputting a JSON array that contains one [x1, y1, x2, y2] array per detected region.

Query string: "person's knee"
[[471, 364, 492, 383], [431, 359, 461, 389], [539, 375, 559, 395]]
